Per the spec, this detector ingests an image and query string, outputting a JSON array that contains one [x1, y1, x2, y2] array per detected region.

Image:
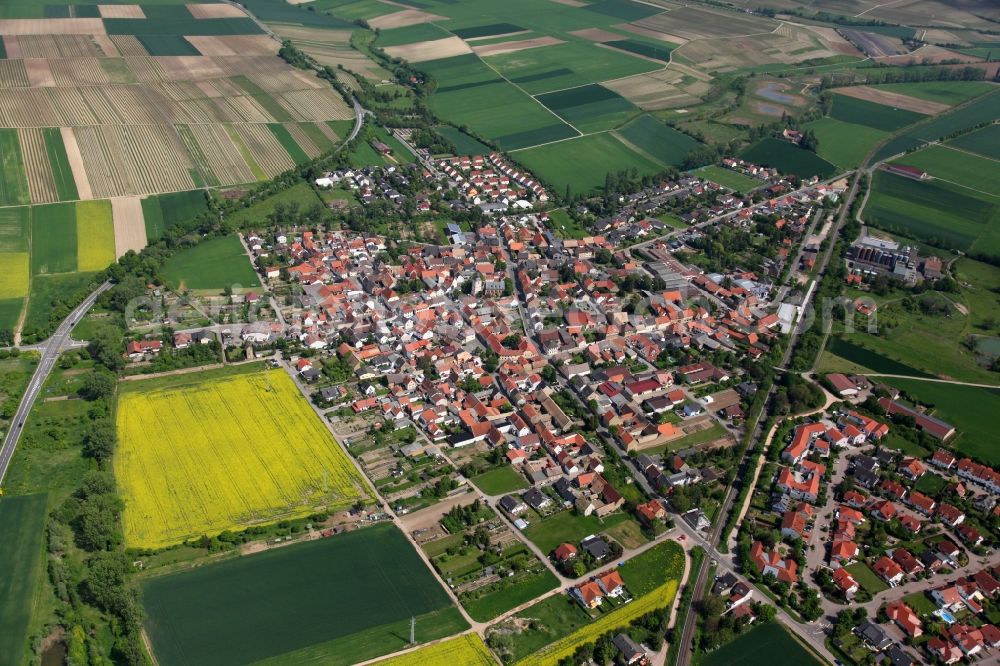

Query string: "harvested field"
[[76, 199, 116, 271], [92, 34, 120, 57], [97, 5, 145, 19], [179, 123, 256, 186], [473, 36, 564, 57], [0, 61, 29, 88], [604, 69, 703, 109], [0, 19, 105, 36], [231, 123, 295, 177], [157, 56, 225, 81], [73, 124, 195, 198], [48, 58, 111, 87], [109, 35, 149, 56], [384, 37, 472, 63], [110, 196, 147, 257], [185, 35, 278, 57], [18, 128, 59, 203], [24, 60, 55, 87], [839, 29, 905, 57], [7, 34, 102, 58], [60, 127, 92, 200], [369, 9, 447, 30], [632, 6, 775, 41], [677, 27, 845, 73], [187, 3, 248, 19], [275, 87, 354, 121], [835, 85, 949, 115], [568, 27, 624, 42]]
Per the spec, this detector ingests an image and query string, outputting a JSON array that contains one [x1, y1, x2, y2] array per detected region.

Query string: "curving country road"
[[0, 281, 112, 484]]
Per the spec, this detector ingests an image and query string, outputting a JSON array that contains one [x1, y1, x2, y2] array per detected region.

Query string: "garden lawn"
[[161, 234, 259, 291], [471, 466, 528, 495], [663, 422, 729, 452], [522, 509, 632, 553], [694, 165, 761, 193], [143, 524, 463, 666], [844, 562, 889, 594]]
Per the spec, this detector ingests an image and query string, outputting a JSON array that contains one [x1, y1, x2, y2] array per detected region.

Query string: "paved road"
[[0, 281, 112, 484]]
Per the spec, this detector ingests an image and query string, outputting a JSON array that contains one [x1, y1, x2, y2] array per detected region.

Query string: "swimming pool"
[[934, 609, 956, 624]]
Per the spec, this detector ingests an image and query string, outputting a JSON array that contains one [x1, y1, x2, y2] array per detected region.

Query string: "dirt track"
[[835, 85, 950, 115]]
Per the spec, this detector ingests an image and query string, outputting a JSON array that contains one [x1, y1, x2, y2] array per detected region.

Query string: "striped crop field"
[[231, 123, 295, 177], [115, 366, 369, 549], [75, 200, 116, 271]]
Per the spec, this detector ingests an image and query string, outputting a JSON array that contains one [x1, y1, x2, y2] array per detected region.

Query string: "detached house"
[[749, 541, 797, 583]]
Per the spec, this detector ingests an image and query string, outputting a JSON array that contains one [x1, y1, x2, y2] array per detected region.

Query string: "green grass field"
[[863, 170, 1000, 256], [136, 33, 201, 56], [146, 190, 210, 241], [0, 494, 47, 666], [143, 524, 464, 666], [892, 145, 1000, 195], [830, 93, 924, 132], [740, 138, 837, 178], [877, 378, 1000, 465], [225, 182, 322, 228], [470, 466, 528, 495], [804, 117, 887, 170], [946, 123, 1000, 160], [514, 132, 663, 194], [421, 55, 578, 150], [435, 125, 492, 156], [536, 84, 638, 133], [24, 271, 95, 332], [0, 298, 21, 331], [874, 91, 1000, 162], [485, 41, 659, 95], [267, 123, 310, 165], [31, 202, 76, 275], [0, 206, 29, 253], [161, 234, 259, 291], [823, 337, 931, 377], [0, 129, 29, 206], [617, 115, 700, 167], [522, 509, 633, 553], [463, 568, 559, 622], [664, 422, 729, 452], [701, 622, 823, 666], [694, 166, 761, 193], [41, 128, 78, 202], [872, 81, 998, 106], [376, 22, 450, 47]]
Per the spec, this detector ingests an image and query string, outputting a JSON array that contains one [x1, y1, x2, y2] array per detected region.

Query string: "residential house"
[[749, 541, 798, 583], [886, 600, 923, 638], [873, 555, 904, 586]]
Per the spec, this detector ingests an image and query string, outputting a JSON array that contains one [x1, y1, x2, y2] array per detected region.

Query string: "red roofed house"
[[909, 490, 936, 516], [597, 570, 626, 597], [832, 567, 859, 598], [554, 543, 577, 562], [886, 600, 923, 637], [873, 555, 904, 586], [749, 541, 798, 584], [572, 580, 604, 609], [900, 456, 925, 480]]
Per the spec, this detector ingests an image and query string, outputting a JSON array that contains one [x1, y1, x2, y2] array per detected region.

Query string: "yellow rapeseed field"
[[115, 368, 368, 549], [0, 251, 28, 298], [374, 634, 496, 666], [514, 580, 679, 666]]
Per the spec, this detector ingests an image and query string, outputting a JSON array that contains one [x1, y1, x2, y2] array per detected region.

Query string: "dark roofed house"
[[499, 494, 527, 516], [523, 487, 551, 511], [581, 535, 611, 560], [856, 620, 892, 650], [612, 633, 646, 665]]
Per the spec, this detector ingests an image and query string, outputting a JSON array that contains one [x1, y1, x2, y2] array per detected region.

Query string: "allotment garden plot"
[[115, 366, 368, 549]]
